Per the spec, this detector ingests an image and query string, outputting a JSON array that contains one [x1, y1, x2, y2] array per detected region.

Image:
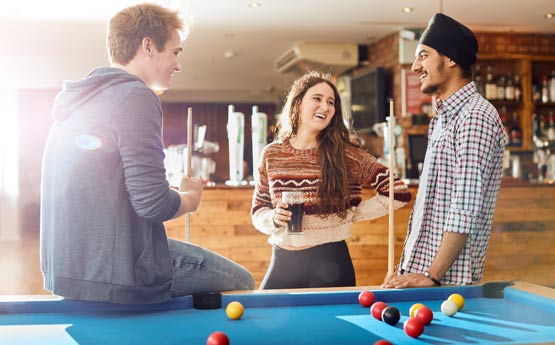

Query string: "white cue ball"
[[441, 299, 458, 317]]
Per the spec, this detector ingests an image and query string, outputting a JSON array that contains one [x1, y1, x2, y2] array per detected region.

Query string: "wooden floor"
[[0, 235, 46, 295]]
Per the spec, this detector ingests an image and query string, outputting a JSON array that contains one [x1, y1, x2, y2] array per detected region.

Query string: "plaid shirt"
[[400, 82, 506, 284]]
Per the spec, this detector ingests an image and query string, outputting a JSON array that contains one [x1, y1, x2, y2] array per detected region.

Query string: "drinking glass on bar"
[[281, 191, 304, 234]]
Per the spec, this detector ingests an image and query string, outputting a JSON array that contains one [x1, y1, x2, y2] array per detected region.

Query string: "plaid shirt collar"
[[435, 81, 477, 124]]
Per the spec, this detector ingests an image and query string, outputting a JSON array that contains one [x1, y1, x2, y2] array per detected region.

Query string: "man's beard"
[[420, 60, 444, 95], [422, 84, 438, 95]]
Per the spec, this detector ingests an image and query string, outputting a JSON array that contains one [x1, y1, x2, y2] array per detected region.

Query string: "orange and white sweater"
[[251, 139, 412, 247]]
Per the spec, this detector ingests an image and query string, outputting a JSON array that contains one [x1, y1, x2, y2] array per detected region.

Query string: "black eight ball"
[[381, 306, 401, 325]]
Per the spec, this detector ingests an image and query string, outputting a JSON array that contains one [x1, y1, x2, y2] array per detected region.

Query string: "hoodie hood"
[[52, 67, 145, 121]]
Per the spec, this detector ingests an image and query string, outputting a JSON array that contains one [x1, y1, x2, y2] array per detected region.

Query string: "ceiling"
[[1, 0, 554, 103]]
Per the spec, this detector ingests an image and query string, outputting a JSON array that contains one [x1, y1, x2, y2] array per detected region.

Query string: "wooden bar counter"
[[164, 181, 555, 288]]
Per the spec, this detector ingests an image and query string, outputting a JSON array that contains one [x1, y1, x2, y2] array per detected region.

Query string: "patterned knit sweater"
[[251, 139, 412, 247]]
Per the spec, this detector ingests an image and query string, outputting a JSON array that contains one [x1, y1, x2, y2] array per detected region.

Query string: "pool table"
[[1, 281, 554, 345]]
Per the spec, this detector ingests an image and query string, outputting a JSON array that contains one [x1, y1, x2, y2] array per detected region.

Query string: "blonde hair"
[[107, 3, 188, 65]]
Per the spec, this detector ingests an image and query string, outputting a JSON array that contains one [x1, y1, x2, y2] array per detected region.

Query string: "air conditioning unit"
[[274, 42, 359, 75]]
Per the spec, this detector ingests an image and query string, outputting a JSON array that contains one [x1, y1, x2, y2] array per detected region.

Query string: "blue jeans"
[[168, 239, 255, 296]]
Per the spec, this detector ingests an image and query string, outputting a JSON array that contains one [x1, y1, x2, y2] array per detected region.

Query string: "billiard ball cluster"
[[358, 292, 401, 326], [206, 291, 467, 344], [403, 303, 433, 338], [360, 289, 466, 342], [358, 290, 403, 343], [358, 291, 400, 326], [441, 293, 465, 316]]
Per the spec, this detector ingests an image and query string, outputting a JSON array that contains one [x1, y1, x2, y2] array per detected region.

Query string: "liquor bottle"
[[496, 75, 506, 101], [505, 73, 515, 101], [485, 65, 497, 100], [514, 74, 522, 102], [509, 112, 522, 146], [532, 84, 541, 103], [532, 113, 540, 147], [549, 70, 555, 103], [533, 113, 547, 148], [474, 65, 485, 96], [541, 76, 550, 103], [547, 111, 555, 142], [532, 113, 541, 139], [499, 106, 510, 144], [539, 113, 546, 140]]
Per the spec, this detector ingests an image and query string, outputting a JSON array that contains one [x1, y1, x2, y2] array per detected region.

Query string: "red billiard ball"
[[358, 290, 375, 307], [206, 331, 230, 345], [404, 317, 425, 338], [381, 306, 401, 325], [374, 340, 392, 345], [414, 305, 433, 325], [370, 301, 388, 320]]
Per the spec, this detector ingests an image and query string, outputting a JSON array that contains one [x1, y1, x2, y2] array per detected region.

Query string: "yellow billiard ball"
[[226, 301, 244, 320], [409, 303, 425, 318], [448, 293, 465, 311]]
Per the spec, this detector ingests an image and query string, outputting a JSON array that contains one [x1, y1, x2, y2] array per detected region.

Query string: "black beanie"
[[418, 13, 478, 71]]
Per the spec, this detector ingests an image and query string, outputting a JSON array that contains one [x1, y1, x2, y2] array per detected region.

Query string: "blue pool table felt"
[[1, 281, 554, 345]]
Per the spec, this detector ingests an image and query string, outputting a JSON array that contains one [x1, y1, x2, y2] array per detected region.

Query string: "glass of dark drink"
[[281, 191, 304, 234]]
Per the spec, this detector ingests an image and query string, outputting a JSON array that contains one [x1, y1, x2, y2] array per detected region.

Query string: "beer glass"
[[281, 191, 304, 234]]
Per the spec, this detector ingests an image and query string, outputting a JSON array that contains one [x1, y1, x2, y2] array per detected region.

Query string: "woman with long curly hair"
[[251, 71, 411, 289]]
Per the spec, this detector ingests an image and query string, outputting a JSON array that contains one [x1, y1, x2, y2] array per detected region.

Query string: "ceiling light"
[[249, 2, 261, 8], [402, 7, 414, 13], [545, 13, 554, 19]]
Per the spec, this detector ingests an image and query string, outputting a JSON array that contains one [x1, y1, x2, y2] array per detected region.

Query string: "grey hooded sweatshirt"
[[40, 67, 181, 304]]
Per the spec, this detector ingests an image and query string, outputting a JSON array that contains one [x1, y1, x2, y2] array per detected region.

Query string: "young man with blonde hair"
[[41, 3, 254, 304]]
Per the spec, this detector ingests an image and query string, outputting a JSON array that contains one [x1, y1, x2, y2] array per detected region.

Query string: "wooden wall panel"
[[164, 185, 555, 288]]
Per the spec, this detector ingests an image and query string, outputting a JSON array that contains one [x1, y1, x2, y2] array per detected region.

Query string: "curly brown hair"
[[275, 71, 356, 218]]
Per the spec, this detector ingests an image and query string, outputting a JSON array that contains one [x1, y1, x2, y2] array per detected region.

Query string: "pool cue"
[[185, 107, 193, 242], [388, 99, 395, 276]]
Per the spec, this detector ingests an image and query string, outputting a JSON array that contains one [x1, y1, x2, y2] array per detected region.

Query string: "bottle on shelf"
[[533, 113, 548, 148], [474, 65, 485, 96], [532, 113, 541, 147], [485, 65, 497, 100], [547, 111, 555, 142], [514, 74, 522, 102], [505, 73, 515, 101], [549, 70, 555, 103], [496, 75, 506, 101], [539, 113, 546, 138], [533, 84, 542, 103], [509, 112, 522, 146], [499, 106, 510, 144], [541, 76, 550, 103], [533, 113, 542, 139]]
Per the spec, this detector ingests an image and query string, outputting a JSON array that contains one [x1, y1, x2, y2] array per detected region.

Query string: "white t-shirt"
[[401, 118, 443, 270]]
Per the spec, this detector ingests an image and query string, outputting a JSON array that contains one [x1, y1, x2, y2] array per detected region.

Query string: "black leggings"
[[260, 241, 356, 289]]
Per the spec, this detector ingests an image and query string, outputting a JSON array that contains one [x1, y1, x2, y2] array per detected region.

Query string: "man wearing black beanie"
[[383, 13, 506, 288]]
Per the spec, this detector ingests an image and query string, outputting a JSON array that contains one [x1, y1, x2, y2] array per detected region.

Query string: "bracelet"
[[424, 271, 441, 286]]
